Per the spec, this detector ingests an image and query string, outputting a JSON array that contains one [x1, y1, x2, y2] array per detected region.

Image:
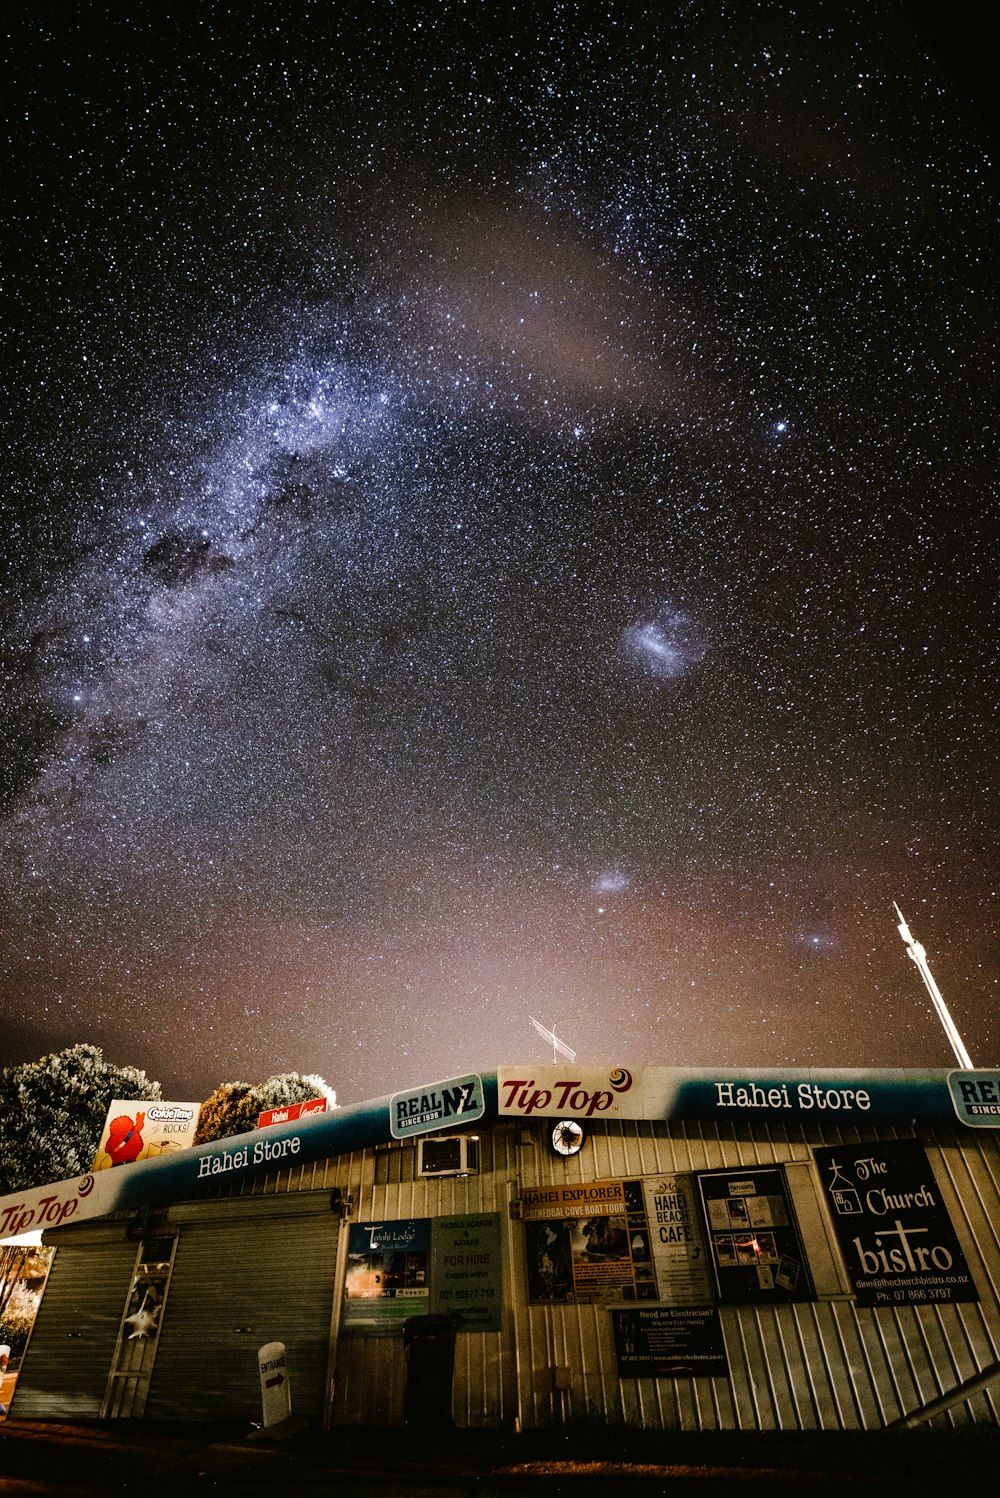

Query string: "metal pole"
[[894, 904, 974, 1070]]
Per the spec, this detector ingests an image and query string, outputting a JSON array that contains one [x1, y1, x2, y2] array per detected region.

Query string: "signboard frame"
[[610, 1306, 727, 1378], [694, 1166, 814, 1304], [814, 1139, 978, 1307]]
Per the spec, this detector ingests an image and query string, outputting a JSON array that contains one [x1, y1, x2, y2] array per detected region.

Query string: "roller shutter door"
[[11, 1238, 137, 1419], [145, 1198, 338, 1422]]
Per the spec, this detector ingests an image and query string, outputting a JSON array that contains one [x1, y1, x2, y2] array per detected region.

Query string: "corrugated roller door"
[[145, 1208, 338, 1422], [11, 1240, 137, 1419]]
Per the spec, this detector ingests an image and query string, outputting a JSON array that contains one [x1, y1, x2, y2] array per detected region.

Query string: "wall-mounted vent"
[[417, 1135, 480, 1178]]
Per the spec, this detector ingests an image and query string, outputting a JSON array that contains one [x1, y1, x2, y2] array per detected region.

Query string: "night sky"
[[2, 3, 996, 1105]]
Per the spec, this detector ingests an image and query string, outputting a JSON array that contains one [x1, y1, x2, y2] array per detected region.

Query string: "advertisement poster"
[[343, 1218, 431, 1333], [430, 1213, 502, 1331], [814, 1141, 978, 1307], [523, 1178, 658, 1304], [695, 1167, 813, 1303], [93, 1100, 201, 1169], [344, 1214, 502, 1334], [611, 1306, 727, 1377], [642, 1175, 713, 1305], [522, 1176, 713, 1306]]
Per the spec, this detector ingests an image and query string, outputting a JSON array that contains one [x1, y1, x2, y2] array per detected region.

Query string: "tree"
[[192, 1081, 256, 1144], [0, 1243, 53, 1362], [0, 1244, 50, 1321], [193, 1071, 336, 1144], [0, 1044, 162, 1195]]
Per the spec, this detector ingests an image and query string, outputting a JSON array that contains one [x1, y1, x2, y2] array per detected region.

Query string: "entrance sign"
[[695, 1168, 813, 1303], [258, 1341, 291, 1427], [814, 1141, 977, 1306], [611, 1307, 726, 1378]]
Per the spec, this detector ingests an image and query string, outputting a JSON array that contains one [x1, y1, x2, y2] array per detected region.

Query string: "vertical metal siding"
[[11, 1238, 137, 1419], [499, 1118, 1000, 1433], [144, 1195, 339, 1422], [22, 1114, 994, 1432]]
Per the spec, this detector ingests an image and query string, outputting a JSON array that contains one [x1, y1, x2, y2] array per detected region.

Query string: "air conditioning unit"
[[417, 1134, 480, 1178]]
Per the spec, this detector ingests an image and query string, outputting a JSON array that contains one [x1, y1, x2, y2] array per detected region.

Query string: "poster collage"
[[521, 1175, 713, 1307]]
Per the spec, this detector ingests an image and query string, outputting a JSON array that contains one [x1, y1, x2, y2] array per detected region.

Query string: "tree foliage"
[[0, 1044, 162, 1194], [0, 1245, 51, 1322], [193, 1071, 336, 1144], [192, 1081, 256, 1144]]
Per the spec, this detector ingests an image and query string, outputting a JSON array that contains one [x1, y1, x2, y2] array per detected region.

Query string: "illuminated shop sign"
[[814, 1141, 977, 1307], [499, 1068, 636, 1119], [497, 1066, 1000, 1128]]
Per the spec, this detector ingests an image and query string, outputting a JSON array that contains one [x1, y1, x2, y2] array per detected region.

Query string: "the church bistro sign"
[[814, 1140, 977, 1306]]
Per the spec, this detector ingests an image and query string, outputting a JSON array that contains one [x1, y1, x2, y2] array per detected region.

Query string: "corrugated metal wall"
[[216, 1116, 1000, 1431], [144, 1193, 340, 1422], [11, 1229, 137, 1419]]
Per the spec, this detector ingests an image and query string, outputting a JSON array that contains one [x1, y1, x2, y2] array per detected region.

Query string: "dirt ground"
[[0, 1418, 998, 1497]]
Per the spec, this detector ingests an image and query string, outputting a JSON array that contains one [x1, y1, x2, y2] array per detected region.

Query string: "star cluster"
[[1, 3, 996, 1101]]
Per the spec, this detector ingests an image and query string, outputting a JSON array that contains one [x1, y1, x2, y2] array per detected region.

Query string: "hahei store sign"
[[814, 1141, 977, 1306]]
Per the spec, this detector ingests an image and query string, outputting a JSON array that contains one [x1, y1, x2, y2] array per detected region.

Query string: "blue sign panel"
[[389, 1073, 484, 1139], [948, 1070, 1000, 1128]]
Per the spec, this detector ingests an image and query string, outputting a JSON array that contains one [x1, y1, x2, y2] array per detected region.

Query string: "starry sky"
[[1, 2, 997, 1105]]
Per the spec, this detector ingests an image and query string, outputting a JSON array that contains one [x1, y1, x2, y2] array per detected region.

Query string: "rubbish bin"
[[403, 1313, 462, 1427]]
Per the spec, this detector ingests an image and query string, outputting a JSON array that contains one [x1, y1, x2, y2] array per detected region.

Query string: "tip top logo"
[[502, 1069, 634, 1117]]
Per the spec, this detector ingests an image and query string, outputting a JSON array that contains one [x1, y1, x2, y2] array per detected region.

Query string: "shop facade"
[[6, 1065, 1000, 1430]]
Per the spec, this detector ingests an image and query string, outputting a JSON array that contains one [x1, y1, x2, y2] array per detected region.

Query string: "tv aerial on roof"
[[529, 1016, 577, 1065]]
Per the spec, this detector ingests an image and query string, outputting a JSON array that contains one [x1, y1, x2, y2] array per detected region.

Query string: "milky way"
[[1, 3, 997, 1101]]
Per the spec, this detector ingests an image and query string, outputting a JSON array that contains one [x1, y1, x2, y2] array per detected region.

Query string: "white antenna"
[[894, 903, 974, 1069], [529, 1016, 577, 1064]]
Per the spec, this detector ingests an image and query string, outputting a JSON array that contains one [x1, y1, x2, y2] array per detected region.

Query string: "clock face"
[[551, 1119, 585, 1156]]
